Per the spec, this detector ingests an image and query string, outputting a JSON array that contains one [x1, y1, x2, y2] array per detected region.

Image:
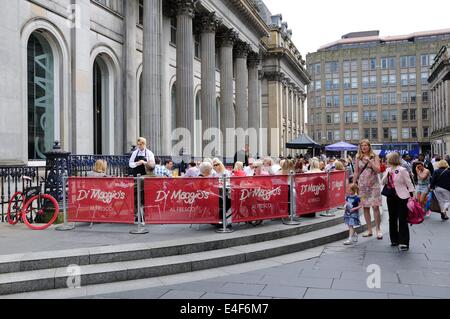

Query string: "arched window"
[[216, 97, 221, 155], [92, 53, 116, 155], [171, 83, 176, 132], [27, 33, 55, 160], [215, 97, 221, 130], [139, 73, 142, 135]]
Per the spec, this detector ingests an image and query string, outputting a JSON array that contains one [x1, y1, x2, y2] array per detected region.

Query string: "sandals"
[[362, 232, 383, 239]]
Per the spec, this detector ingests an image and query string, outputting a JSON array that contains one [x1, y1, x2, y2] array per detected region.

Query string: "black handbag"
[[382, 172, 397, 197]]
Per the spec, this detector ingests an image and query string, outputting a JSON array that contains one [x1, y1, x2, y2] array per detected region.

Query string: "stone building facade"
[[429, 46, 450, 156], [307, 29, 450, 156], [0, 0, 309, 165]]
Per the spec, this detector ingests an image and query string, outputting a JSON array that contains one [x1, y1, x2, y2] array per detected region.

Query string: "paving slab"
[[258, 285, 307, 299]]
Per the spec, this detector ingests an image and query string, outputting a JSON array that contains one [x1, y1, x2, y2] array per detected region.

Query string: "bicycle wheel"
[[7, 192, 24, 225], [22, 194, 60, 231]]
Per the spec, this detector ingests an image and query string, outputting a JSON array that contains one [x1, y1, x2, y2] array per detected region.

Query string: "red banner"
[[68, 178, 135, 224], [144, 178, 220, 224], [231, 176, 289, 223], [295, 173, 329, 216], [328, 171, 347, 209]]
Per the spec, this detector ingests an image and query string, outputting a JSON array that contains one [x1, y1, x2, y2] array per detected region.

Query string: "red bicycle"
[[7, 177, 60, 230]]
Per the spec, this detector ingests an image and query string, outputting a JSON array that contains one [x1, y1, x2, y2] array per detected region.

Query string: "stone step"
[[0, 219, 371, 296], [0, 212, 344, 275]]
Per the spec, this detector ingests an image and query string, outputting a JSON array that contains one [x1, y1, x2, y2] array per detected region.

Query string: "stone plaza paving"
[[3, 207, 450, 299], [85, 213, 450, 300]]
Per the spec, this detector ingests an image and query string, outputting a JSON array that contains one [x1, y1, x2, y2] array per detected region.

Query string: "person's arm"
[[147, 150, 155, 164], [368, 156, 381, 174], [351, 198, 363, 212], [354, 158, 360, 181], [402, 169, 415, 194], [417, 168, 429, 180], [381, 169, 389, 185], [430, 171, 438, 190], [129, 150, 138, 169]]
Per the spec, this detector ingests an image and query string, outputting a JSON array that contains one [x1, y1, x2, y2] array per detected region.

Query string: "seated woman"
[[198, 162, 213, 177], [278, 159, 295, 175], [212, 158, 231, 177], [253, 161, 270, 176], [232, 162, 246, 177], [87, 160, 108, 177]]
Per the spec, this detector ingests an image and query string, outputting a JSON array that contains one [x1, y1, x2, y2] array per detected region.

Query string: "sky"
[[263, 0, 450, 55]]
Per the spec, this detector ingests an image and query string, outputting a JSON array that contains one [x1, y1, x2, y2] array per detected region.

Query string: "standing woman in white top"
[[129, 137, 155, 177]]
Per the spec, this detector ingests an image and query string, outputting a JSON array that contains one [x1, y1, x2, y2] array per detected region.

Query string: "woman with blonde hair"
[[232, 161, 246, 177], [129, 137, 155, 177], [253, 161, 269, 176], [382, 152, 415, 251], [354, 139, 383, 239], [212, 158, 231, 177], [279, 159, 295, 175], [262, 157, 274, 175], [88, 160, 108, 177], [430, 160, 450, 220], [334, 161, 345, 171], [308, 158, 322, 173]]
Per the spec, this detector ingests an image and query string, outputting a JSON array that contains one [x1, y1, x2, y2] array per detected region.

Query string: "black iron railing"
[[69, 155, 131, 177]]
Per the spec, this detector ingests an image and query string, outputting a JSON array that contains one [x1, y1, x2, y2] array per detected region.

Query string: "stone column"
[[248, 52, 261, 158], [218, 30, 238, 159], [142, 0, 162, 154], [283, 79, 290, 156], [124, 0, 137, 152], [299, 93, 306, 135], [71, 0, 91, 154], [234, 42, 250, 132], [175, 0, 196, 156], [0, 1, 23, 163], [292, 88, 300, 139], [199, 13, 220, 155], [266, 72, 283, 158], [289, 86, 295, 143]]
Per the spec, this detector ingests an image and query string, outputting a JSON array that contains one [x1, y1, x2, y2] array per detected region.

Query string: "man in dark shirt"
[[234, 144, 249, 167]]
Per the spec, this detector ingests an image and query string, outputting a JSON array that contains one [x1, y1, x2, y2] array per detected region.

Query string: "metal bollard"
[[216, 174, 233, 233], [320, 172, 336, 217], [130, 176, 149, 235], [283, 171, 300, 225], [56, 174, 75, 231]]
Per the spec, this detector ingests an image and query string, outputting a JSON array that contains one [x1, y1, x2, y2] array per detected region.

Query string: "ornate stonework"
[[265, 71, 284, 82], [217, 29, 239, 47], [234, 41, 251, 59], [247, 52, 262, 68], [175, 0, 197, 17], [198, 12, 221, 33]]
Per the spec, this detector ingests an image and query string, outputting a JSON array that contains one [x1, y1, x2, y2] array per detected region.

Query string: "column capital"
[[247, 52, 262, 68], [198, 12, 221, 33], [175, 0, 198, 17], [217, 29, 239, 47], [265, 71, 284, 82], [234, 41, 251, 59]]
